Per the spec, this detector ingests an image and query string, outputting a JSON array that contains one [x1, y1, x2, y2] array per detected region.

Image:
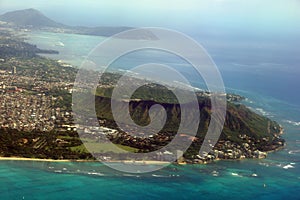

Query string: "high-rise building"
[[12, 66, 17, 75]]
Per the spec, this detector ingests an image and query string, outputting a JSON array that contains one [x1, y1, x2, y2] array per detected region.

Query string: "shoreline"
[[0, 157, 76, 162], [0, 157, 170, 165], [0, 149, 284, 165]]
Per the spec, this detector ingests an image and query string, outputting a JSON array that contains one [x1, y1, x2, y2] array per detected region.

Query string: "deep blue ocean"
[[0, 31, 298, 200]]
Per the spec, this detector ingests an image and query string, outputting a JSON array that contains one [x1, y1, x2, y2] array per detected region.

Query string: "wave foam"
[[243, 98, 255, 104], [288, 150, 300, 155], [211, 171, 219, 177], [87, 172, 104, 176], [283, 164, 295, 169], [152, 174, 169, 178], [259, 162, 270, 167], [231, 172, 243, 177], [283, 120, 300, 126], [255, 108, 272, 117]]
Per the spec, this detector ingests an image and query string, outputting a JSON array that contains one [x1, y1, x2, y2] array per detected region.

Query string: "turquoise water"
[[1, 159, 299, 200], [1, 31, 298, 199], [24, 31, 107, 66]]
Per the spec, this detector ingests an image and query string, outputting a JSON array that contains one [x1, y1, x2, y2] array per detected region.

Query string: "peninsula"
[[0, 9, 285, 164]]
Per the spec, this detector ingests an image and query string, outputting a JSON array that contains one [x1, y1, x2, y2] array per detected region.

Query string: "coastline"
[[0, 153, 283, 165], [0, 157, 170, 165], [0, 30, 286, 166], [0, 157, 75, 162]]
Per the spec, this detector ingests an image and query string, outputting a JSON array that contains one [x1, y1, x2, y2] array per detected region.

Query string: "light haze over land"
[[0, 0, 299, 38]]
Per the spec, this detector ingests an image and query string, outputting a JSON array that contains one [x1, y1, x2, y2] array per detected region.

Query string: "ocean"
[[0, 31, 299, 200]]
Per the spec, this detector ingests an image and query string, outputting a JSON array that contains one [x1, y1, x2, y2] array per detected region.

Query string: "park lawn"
[[70, 141, 139, 154]]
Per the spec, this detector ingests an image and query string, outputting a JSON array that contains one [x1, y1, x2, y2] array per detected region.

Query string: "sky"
[[0, 0, 299, 38]]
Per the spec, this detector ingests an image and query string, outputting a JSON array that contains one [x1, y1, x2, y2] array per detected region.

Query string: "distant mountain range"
[[0, 8, 157, 39]]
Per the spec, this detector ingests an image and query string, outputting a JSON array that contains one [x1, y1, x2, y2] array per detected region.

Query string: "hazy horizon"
[[0, 0, 300, 39]]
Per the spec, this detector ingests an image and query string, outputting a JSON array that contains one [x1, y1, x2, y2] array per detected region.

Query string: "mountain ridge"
[[0, 8, 157, 39], [0, 8, 65, 28]]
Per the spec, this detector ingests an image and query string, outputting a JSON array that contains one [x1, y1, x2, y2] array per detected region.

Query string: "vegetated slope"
[[90, 85, 283, 154], [0, 8, 65, 28]]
